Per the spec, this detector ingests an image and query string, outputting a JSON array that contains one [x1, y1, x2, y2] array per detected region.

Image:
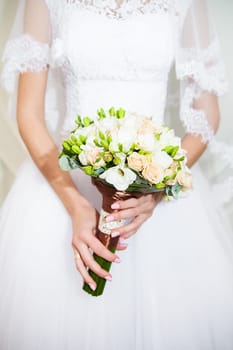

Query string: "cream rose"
[[164, 169, 176, 186], [176, 170, 193, 190], [137, 118, 161, 135], [142, 164, 164, 184], [127, 152, 148, 172]]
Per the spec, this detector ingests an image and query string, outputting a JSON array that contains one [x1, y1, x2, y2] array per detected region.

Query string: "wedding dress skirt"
[[0, 158, 233, 350], [1, 1, 233, 349]]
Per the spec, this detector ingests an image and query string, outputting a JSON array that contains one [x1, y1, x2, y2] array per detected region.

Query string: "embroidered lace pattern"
[[2, 34, 50, 93], [65, 0, 172, 20], [177, 38, 228, 143]]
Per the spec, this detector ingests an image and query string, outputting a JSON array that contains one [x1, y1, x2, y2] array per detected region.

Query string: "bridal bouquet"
[[59, 107, 192, 296]]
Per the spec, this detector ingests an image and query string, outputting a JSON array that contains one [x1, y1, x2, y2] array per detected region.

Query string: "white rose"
[[79, 151, 88, 165], [100, 166, 136, 191], [176, 170, 193, 190], [137, 133, 156, 152], [153, 151, 173, 169], [159, 129, 181, 148], [109, 129, 135, 153]]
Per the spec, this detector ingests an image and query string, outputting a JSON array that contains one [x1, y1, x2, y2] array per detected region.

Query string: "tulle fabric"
[[1, 1, 233, 349], [0, 158, 233, 350]]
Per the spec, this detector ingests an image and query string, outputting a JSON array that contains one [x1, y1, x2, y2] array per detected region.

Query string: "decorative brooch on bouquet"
[[59, 107, 192, 296]]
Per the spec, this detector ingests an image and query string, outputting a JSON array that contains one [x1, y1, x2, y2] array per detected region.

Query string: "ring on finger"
[[74, 251, 81, 261]]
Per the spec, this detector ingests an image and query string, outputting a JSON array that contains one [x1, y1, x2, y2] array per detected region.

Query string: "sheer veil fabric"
[[1, 1, 233, 350], [1, 0, 232, 209]]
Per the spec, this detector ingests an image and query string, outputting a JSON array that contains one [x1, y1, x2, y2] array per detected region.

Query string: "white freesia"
[[100, 166, 136, 191], [159, 129, 181, 148], [109, 127, 136, 153], [137, 133, 156, 152], [153, 151, 173, 169]]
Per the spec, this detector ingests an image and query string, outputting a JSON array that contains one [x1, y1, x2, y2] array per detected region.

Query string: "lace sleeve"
[[175, 0, 228, 143], [1, 0, 51, 93]]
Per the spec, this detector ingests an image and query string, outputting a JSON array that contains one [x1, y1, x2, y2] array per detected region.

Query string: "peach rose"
[[176, 170, 193, 190], [164, 169, 176, 186], [142, 163, 164, 184], [137, 118, 161, 135], [127, 152, 148, 172]]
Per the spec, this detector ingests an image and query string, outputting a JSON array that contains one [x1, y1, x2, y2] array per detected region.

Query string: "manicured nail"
[[105, 275, 112, 281], [114, 257, 121, 263], [106, 215, 114, 222], [111, 203, 120, 210], [111, 231, 120, 238], [88, 283, 96, 291]]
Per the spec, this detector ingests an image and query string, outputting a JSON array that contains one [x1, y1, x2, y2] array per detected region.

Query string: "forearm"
[[181, 133, 207, 168], [17, 72, 88, 216], [18, 116, 88, 215]]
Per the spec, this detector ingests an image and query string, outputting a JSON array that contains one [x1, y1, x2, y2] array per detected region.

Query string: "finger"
[[73, 248, 97, 291], [111, 197, 140, 210], [87, 235, 121, 263], [112, 215, 146, 239], [78, 244, 113, 280], [116, 238, 128, 251], [107, 198, 155, 222]]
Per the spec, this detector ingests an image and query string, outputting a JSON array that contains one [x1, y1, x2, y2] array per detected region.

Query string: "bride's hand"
[[71, 201, 122, 291], [107, 192, 163, 239]]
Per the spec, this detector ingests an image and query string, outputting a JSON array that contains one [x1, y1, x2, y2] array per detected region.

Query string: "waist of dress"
[[61, 79, 168, 137]]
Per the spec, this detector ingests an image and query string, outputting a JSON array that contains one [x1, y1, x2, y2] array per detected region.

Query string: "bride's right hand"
[[71, 201, 122, 291]]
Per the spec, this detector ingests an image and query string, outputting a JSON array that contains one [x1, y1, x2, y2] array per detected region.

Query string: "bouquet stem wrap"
[[83, 179, 141, 297]]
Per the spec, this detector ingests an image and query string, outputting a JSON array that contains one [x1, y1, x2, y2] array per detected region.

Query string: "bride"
[[0, 0, 233, 349]]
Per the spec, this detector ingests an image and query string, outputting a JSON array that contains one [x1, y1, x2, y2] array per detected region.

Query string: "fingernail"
[[119, 237, 125, 244], [88, 283, 96, 291], [114, 257, 121, 263], [106, 216, 114, 222], [105, 275, 112, 281], [111, 231, 120, 238], [111, 203, 120, 209]]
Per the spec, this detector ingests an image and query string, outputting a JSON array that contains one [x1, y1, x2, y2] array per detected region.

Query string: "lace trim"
[[176, 38, 228, 95], [177, 38, 228, 143], [1, 34, 50, 93], [180, 84, 214, 143], [66, 0, 172, 20]]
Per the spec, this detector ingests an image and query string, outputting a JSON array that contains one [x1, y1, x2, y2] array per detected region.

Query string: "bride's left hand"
[[107, 192, 163, 240]]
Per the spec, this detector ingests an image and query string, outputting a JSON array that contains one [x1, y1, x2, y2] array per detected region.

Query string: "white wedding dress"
[[1, 1, 233, 349]]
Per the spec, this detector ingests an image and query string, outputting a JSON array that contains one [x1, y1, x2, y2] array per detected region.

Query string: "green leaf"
[[83, 116, 91, 127], [155, 183, 166, 189], [118, 143, 123, 152], [109, 107, 116, 116], [116, 108, 126, 119], [82, 166, 94, 176], [163, 145, 179, 157], [97, 108, 106, 120], [99, 131, 105, 140], [94, 139, 101, 147], [58, 155, 72, 171], [59, 155, 80, 171], [93, 167, 105, 176], [79, 135, 87, 144], [71, 145, 82, 154], [62, 141, 71, 151], [75, 115, 82, 127]]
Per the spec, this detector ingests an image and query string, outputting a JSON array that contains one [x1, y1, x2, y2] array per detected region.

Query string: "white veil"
[[0, 0, 232, 221]]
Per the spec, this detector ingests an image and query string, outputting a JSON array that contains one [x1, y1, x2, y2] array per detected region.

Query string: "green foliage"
[[116, 108, 126, 119], [163, 145, 179, 157]]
